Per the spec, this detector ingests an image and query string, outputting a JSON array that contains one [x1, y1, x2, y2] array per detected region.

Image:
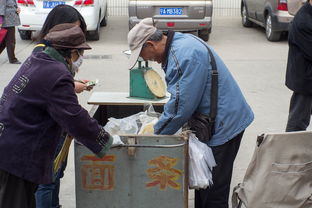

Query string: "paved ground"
[[0, 16, 294, 207]]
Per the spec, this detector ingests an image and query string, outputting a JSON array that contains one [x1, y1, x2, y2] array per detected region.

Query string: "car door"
[[244, 0, 256, 19], [254, 0, 266, 22]]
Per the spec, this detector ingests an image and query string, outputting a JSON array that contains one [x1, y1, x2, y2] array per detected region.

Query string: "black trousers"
[[195, 131, 244, 208], [286, 92, 312, 132], [0, 26, 18, 63], [0, 169, 37, 208]]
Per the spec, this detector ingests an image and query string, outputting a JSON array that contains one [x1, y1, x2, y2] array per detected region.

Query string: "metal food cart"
[[75, 92, 189, 208]]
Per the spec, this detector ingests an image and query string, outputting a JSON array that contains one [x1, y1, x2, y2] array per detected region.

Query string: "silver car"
[[128, 0, 213, 41], [241, 0, 305, 41]]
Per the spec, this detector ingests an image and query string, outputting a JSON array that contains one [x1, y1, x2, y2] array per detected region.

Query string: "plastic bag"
[[104, 103, 159, 135], [189, 133, 216, 189], [104, 115, 141, 135]]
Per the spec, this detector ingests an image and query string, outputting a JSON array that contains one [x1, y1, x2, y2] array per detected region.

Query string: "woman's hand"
[[74, 80, 93, 93], [74, 80, 88, 93]]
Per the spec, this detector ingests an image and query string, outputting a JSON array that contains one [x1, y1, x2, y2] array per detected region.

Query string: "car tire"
[[241, 4, 253, 27], [265, 13, 281, 41], [87, 21, 100, 41], [18, 30, 32, 40], [198, 28, 210, 42], [100, 16, 107, 27], [100, 7, 108, 27]]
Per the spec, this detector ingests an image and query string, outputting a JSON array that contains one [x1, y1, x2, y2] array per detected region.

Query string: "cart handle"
[[111, 143, 186, 149]]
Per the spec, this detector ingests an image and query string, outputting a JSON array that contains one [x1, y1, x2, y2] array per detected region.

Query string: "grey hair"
[[142, 30, 163, 48], [147, 30, 163, 41]]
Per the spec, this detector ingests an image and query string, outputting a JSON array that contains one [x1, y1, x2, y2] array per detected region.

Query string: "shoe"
[[10, 60, 21, 64]]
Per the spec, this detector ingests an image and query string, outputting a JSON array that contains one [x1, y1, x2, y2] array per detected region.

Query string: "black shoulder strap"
[[192, 36, 218, 123], [206, 47, 218, 122]]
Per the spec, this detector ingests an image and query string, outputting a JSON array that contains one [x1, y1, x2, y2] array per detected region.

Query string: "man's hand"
[[16, 7, 21, 14]]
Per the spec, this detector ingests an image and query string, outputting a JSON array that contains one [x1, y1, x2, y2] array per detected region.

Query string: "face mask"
[[72, 54, 83, 72], [71, 62, 79, 74]]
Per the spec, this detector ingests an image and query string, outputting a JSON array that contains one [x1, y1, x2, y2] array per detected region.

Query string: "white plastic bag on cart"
[[104, 103, 159, 135], [189, 133, 216, 189], [104, 115, 140, 135]]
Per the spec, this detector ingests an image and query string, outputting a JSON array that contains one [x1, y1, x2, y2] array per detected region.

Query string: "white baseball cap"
[[127, 18, 157, 70]]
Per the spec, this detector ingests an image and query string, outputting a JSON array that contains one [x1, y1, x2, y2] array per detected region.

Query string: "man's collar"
[[305, 1, 312, 12], [162, 31, 175, 71]]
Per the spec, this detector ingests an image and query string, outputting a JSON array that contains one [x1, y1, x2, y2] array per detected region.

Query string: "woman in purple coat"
[[0, 23, 113, 208]]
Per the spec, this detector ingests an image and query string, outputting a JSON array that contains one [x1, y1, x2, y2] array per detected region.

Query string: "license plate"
[[160, 8, 183, 15], [43, 1, 65, 8]]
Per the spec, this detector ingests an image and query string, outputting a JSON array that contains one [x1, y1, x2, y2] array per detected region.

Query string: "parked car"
[[17, 0, 108, 40], [241, 0, 305, 41], [128, 0, 213, 41]]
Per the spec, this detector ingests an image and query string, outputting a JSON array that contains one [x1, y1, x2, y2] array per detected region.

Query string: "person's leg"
[[35, 183, 56, 208], [0, 36, 5, 54], [195, 131, 244, 208], [4, 27, 19, 63], [51, 177, 61, 208], [0, 169, 37, 208], [36, 162, 67, 208], [286, 92, 312, 132], [51, 154, 68, 208], [51, 133, 68, 208]]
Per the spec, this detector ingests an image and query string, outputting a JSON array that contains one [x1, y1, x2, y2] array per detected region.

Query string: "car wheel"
[[241, 4, 253, 27], [198, 28, 210, 42], [265, 13, 281, 41], [18, 30, 32, 40], [87, 21, 100, 41]]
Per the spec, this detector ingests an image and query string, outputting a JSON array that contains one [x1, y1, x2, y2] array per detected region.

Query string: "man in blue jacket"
[[0, 24, 112, 208], [127, 18, 254, 208]]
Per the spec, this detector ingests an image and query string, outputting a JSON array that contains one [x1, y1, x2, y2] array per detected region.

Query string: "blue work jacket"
[[154, 32, 254, 146]]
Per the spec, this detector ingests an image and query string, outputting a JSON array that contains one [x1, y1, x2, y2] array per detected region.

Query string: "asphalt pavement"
[[0, 16, 294, 208]]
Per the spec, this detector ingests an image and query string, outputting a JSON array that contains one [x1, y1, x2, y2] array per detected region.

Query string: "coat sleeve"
[[0, 0, 6, 16], [291, 14, 312, 61], [154, 53, 210, 135], [46, 73, 112, 157]]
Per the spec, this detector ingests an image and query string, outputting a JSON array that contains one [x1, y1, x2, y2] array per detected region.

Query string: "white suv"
[[128, 0, 213, 41], [17, 0, 108, 40]]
